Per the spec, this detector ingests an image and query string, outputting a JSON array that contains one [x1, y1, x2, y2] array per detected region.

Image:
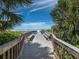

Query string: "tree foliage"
[[51, 0, 79, 46], [0, 0, 32, 31]]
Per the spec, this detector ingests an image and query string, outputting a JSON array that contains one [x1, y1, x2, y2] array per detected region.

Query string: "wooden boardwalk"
[[0, 31, 78, 59], [18, 32, 54, 59]]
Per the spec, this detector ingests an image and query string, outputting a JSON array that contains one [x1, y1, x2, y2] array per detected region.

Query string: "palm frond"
[[0, 10, 23, 31], [0, 0, 32, 9]]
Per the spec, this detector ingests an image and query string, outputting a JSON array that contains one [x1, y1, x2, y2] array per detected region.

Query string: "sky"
[[14, 0, 57, 30]]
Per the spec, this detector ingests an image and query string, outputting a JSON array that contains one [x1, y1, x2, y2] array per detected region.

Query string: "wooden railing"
[[0, 32, 33, 59], [50, 33, 79, 59]]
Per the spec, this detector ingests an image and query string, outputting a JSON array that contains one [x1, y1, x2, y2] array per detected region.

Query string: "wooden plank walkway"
[[18, 32, 54, 59]]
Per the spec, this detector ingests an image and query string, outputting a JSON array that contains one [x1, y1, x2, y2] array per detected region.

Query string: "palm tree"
[[51, 0, 79, 46], [0, 0, 32, 31]]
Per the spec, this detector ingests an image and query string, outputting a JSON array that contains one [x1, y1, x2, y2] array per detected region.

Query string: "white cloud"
[[21, 22, 46, 26], [30, 3, 53, 12], [14, 22, 53, 30], [12, 0, 57, 14], [31, 0, 52, 7], [29, 0, 57, 12]]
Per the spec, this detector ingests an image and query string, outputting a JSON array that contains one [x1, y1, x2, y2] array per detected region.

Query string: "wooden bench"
[[43, 33, 50, 40], [44, 32, 51, 39], [46, 32, 51, 36], [27, 34, 35, 41]]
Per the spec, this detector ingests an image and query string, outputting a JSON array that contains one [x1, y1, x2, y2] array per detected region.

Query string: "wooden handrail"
[[50, 33, 79, 59], [0, 32, 33, 59]]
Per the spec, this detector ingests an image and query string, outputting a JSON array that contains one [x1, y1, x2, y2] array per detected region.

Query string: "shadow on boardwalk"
[[19, 42, 53, 59]]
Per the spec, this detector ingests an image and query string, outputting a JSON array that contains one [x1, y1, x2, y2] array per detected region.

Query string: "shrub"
[[0, 32, 22, 45]]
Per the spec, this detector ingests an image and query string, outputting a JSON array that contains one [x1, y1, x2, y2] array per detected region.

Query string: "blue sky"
[[14, 0, 57, 30]]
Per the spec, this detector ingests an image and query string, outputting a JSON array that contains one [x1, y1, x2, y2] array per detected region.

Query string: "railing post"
[[3, 53, 6, 59], [13, 46, 17, 59], [15, 45, 17, 58], [11, 48, 13, 59], [16, 44, 18, 57], [18, 43, 20, 54], [8, 50, 10, 59], [0, 54, 3, 59], [54, 43, 60, 59]]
